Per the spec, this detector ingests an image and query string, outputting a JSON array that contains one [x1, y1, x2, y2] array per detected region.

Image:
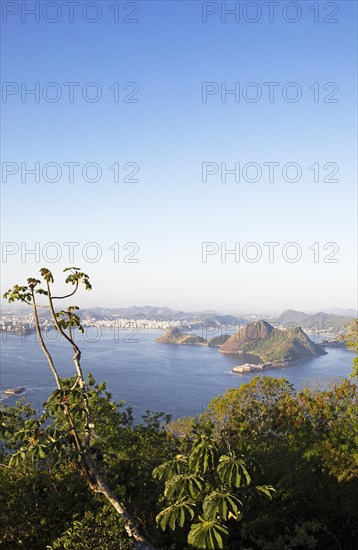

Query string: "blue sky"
[[1, 0, 357, 313]]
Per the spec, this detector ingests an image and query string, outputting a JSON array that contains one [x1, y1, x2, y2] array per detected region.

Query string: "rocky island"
[[155, 321, 327, 370], [155, 327, 207, 345], [220, 320, 327, 367]]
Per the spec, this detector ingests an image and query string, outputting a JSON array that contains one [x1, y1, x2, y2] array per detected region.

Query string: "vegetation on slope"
[[220, 320, 326, 363], [1, 268, 357, 549]]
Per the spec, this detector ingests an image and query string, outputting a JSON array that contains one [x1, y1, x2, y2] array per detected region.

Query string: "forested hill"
[[220, 320, 326, 364]]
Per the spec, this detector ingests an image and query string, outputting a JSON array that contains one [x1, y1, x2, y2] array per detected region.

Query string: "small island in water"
[[155, 327, 229, 347], [156, 320, 327, 370], [156, 327, 207, 345]]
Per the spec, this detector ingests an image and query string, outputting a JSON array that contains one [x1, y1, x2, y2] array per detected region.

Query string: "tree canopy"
[[1, 268, 357, 549]]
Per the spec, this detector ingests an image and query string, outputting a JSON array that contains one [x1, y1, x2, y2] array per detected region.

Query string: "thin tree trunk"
[[32, 291, 62, 390], [85, 454, 157, 549], [47, 288, 85, 386], [32, 285, 157, 549]]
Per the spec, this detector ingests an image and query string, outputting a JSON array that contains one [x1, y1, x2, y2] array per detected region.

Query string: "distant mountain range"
[[79, 306, 247, 326], [275, 309, 355, 331], [78, 306, 354, 332], [81, 306, 190, 321], [5, 305, 355, 332]]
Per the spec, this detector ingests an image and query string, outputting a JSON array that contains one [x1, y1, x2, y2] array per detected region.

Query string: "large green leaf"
[[217, 452, 251, 487], [152, 454, 187, 481], [203, 490, 243, 521], [188, 436, 218, 474], [256, 485, 276, 499], [156, 499, 195, 531], [164, 473, 203, 500], [188, 517, 228, 549]]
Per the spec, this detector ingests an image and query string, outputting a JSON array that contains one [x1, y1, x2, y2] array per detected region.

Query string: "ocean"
[[0, 328, 355, 420]]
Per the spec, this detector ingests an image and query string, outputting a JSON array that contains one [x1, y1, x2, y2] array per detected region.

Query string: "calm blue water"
[[0, 329, 355, 419]]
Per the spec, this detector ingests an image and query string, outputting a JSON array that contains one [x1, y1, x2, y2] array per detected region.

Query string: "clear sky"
[[1, 0, 357, 314]]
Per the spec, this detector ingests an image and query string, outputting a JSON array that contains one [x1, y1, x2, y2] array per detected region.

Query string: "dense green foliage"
[[168, 377, 358, 549], [153, 437, 274, 548], [347, 319, 358, 377], [0, 380, 172, 549], [1, 270, 357, 548], [1, 375, 357, 549]]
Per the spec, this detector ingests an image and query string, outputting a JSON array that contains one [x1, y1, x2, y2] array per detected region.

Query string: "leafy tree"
[[46, 506, 135, 550], [153, 436, 275, 548], [194, 376, 358, 549], [2, 268, 357, 549], [3, 268, 155, 549], [0, 383, 175, 548]]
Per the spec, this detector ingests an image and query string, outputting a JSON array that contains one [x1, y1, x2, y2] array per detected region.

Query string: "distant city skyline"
[[1, 1, 357, 314]]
